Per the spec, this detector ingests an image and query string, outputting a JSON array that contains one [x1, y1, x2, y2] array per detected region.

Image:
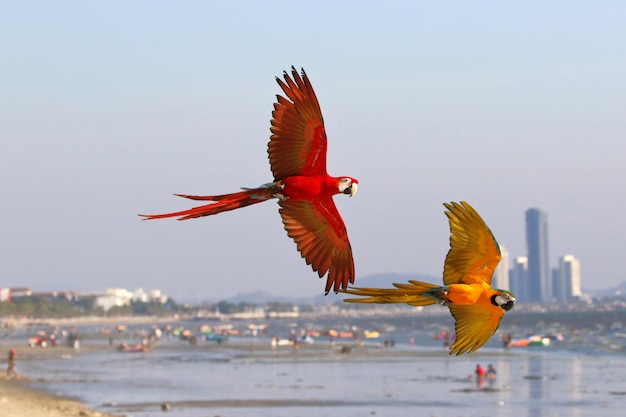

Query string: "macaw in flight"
[[342, 201, 515, 355], [139, 67, 358, 294]]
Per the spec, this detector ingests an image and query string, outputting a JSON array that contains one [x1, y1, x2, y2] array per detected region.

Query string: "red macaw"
[[342, 201, 515, 355], [139, 67, 358, 294]]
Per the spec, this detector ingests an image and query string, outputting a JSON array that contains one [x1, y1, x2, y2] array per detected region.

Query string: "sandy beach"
[[0, 378, 121, 417], [0, 315, 181, 417], [0, 345, 121, 417], [3, 312, 625, 417]]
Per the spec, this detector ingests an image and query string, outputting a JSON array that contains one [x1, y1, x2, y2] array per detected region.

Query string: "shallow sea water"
[[20, 336, 626, 417]]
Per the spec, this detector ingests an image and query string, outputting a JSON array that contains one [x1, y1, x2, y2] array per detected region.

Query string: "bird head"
[[338, 177, 358, 197], [491, 290, 516, 312]]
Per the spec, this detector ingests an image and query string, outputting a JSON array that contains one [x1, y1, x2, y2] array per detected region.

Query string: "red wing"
[[442, 201, 501, 286], [269, 67, 328, 180], [279, 198, 354, 294]]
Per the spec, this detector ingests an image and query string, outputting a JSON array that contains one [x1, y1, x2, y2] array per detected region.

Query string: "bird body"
[[446, 281, 496, 305], [342, 201, 515, 355], [140, 68, 358, 294]]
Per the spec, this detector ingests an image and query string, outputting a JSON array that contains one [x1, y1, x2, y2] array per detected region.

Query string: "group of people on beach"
[[473, 363, 497, 388]]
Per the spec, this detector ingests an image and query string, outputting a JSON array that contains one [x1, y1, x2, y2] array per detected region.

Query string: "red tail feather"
[[139, 187, 278, 221]]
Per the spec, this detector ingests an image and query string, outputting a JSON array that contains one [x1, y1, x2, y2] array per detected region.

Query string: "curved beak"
[[344, 182, 358, 197], [502, 300, 515, 311], [502, 296, 516, 312]]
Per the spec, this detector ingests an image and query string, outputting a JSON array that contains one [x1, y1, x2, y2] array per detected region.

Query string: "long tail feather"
[[139, 186, 279, 221], [341, 280, 443, 306]]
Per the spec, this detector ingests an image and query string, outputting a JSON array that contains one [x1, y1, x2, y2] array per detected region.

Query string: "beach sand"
[[0, 377, 121, 417], [0, 345, 121, 417], [0, 314, 176, 417]]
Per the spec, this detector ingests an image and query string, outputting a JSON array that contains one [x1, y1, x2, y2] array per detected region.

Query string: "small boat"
[[205, 333, 227, 343], [510, 335, 551, 348], [117, 342, 151, 353]]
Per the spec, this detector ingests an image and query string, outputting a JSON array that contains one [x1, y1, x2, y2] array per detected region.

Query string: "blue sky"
[[1, 1, 625, 301]]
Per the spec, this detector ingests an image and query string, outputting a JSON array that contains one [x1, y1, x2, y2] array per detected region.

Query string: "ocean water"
[[14, 316, 626, 417]]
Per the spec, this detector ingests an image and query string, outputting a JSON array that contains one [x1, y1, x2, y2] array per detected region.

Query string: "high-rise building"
[[525, 208, 551, 303], [493, 245, 510, 290], [552, 267, 566, 301], [510, 256, 528, 301], [559, 255, 582, 299]]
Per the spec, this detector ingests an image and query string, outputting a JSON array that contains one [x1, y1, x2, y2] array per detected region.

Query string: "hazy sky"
[[2, 1, 625, 301]]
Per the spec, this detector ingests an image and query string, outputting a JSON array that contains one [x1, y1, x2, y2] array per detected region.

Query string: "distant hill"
[[314, 272, 440, 304], [344, 272, 440, 289], [224, 272, 440, 304], [583, 280, 626, 297], [211, 275, 626, 304], [224, 290, 303, 304]]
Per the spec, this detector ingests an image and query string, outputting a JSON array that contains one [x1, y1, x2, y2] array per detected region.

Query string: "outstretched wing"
[[448, 304, 504, 355], [269, 67, 327, 180], [443, 201, 501, 286], [279, 199, 354, 294]]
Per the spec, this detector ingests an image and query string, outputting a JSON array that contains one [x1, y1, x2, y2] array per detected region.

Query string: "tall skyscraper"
[[559, 255, 582, 299], [493, 245, 510, 290], [552, 267, 566, 301], [526, 208, 551, 303], [510, 256, 528, 301]]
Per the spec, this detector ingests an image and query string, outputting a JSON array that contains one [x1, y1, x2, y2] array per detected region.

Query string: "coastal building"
[[94, 288, 134, 311], [509, 256, 528, 302], [131, 288, 168, 304], [558, 255, 582, 300], [149, 289, 168, 304], [493, 245, 510, 290], [525, 208, 552, 303], [95, 287, 169, 311], [552, 267, 566, 301], [133, 288, 149, 303], [4, 287, 32, 299]]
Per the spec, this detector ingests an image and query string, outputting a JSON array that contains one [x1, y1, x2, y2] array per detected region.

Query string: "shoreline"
[[0, 336, 484, 417], [1, 333, 619, 417], [5, 314, 182, 329], [0, 376, 122, 417], [0, 344, 122, 417]]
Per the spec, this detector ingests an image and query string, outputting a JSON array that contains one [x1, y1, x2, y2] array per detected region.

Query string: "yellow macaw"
[[341, 201, 515, 355]]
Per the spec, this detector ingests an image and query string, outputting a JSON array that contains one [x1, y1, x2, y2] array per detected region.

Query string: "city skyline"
[[502, 207, 583, 303]]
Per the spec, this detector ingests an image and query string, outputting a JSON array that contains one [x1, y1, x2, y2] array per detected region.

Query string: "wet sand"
[[0, 377, 122, 417], [4, 312, 625, 417], [0, 345, 121, 417]]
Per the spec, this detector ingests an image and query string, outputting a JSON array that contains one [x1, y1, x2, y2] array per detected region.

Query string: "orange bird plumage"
[[139, 67, 358, 294], [342, 201, 515, 355]]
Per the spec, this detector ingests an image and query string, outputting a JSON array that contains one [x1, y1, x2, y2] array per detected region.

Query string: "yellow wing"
[[443, 201, 501, 286], [448, 303, 504, 355]]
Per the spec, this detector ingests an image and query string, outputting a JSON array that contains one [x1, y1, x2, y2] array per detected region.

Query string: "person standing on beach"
[[6, 349, 18, 378], [475, 364, 485, 379], [474, 364, 485, 389], [502, 333, 512, 349]]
